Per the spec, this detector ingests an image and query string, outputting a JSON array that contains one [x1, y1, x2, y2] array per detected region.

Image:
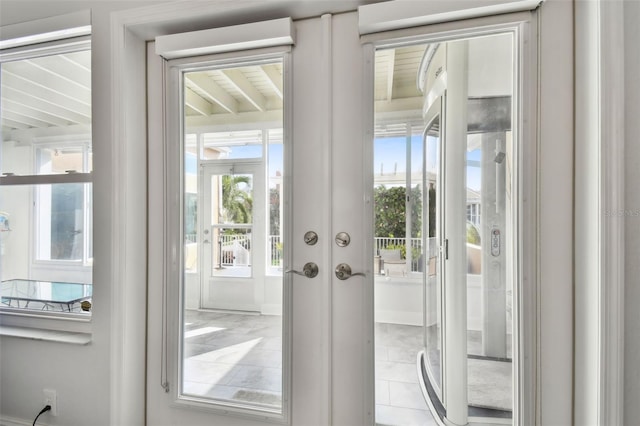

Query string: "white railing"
[[216, 234, 251, 267], [375, 237, 424, 272], [188, 234, 430, 272], [269, 235, 282, 267]]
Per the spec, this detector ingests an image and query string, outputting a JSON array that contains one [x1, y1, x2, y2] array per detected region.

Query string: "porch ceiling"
[[1, 39, 428, 139]]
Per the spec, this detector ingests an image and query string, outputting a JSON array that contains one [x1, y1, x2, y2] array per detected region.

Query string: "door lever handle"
[[285, 262, 319, 278], [335, 263, 365, 280]]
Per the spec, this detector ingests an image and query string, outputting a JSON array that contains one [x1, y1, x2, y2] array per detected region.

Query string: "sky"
[[375, 135, 482, 190], [186, 135, 482, 191]]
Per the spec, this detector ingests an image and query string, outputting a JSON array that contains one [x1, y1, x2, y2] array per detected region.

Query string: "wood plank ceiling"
[[1, 50, 91, 134], [1, 43, 429, 139]]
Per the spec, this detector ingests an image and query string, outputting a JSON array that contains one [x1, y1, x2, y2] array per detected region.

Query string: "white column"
[[443, 40, 469, 426]]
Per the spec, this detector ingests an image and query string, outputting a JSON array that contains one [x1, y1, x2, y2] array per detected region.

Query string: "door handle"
[[335, 263, 365, 280], [286, 262, 319, 278]]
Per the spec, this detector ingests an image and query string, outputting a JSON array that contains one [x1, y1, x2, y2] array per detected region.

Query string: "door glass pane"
[[373, 31, 517, 426], [201, 131, 263, 160], [180, 59, 284, 414], [465, 33, 514, 419], [267, 129, 284, 276], [373, 45, 434, 426]]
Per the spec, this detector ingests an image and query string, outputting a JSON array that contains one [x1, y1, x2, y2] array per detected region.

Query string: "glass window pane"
[[201, 131, 263, 160], [1, 49, 92, 177], [1, 45, 93, 319], [0, 184, 92, 314], [267, 130, 283, 276], [181, 59, 284, 414], [373, 43, 433, 423]]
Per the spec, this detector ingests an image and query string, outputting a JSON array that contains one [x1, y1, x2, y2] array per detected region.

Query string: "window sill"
[[0, 325, 91, 345], [0, 308, 92, 337]]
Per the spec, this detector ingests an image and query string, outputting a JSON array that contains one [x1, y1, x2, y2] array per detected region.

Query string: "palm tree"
[[221, 174, 253, 225]]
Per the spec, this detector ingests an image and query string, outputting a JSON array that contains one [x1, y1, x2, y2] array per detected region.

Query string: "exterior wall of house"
[[624, 0, 640, 423]]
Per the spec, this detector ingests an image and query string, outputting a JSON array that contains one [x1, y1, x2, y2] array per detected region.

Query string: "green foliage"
[[269, 187, 280, 236], [383, 243, 422, 260], [467, 222, 481, 245], [373, 185, 422, 239], [221, 174, 253, 227], [385, 243, 406, 259]]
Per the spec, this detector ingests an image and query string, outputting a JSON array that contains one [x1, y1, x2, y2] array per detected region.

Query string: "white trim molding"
[[0, 10, 90, 49], [358, 0, 543, 35], [155, 17, 295, 60], [574, 0, 625, 424], [599, 0, 625, 424]]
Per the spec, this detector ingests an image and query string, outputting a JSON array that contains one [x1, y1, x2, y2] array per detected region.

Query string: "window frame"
[[31, 139, 93, 267], [0, 36, 93, 325]]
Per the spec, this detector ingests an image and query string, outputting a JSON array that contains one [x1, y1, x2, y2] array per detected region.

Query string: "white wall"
[[0, 2, 163, 425], [624, 0, 640, 423]]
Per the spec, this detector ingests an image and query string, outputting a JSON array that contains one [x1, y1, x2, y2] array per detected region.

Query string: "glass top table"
[[1, 279, 92, 312]]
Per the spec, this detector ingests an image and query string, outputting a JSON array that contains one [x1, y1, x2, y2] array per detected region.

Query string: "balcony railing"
[[185, 234, 432, 273]]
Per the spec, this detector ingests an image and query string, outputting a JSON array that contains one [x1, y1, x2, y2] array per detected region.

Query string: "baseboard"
[[0, 415, 38, 426], [260, 304, 282, 316], [374, 309, 422, 326]]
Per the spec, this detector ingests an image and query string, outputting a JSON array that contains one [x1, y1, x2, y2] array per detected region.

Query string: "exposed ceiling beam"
[[1, 110, 52, 128], [1, 117, 31, 130], [2, 99, 77, 127], [60, 53, 91, 74], [3, 91, 89, 124], [375, 97, 422, 114], [1, 61, 91, 104], [62, 51, 91, 70], [186, 74, 238, 114], [2, 71, 91, 117], [186, 109, 282, 130], [219, 69, 267, 112], [185, 88, 212, 116], [25, 57, 90, 90], [6, 124, 91, 142], [258, 64, 283, 100]]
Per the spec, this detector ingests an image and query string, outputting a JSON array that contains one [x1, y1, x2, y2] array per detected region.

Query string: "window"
[[1, 39, 92, 316]]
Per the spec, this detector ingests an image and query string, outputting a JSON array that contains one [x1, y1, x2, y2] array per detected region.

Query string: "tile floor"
[[375, 323, 438, 426], [183, 310, 283, 409], [182, 310, 510, 425]]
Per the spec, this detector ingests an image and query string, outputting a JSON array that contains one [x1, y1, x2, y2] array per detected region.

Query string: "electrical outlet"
[[43, 389, 57, 416]]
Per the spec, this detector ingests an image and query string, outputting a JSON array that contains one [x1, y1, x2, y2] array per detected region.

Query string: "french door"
[[145, 8, 535, 426], [146, 12, 372, 426]]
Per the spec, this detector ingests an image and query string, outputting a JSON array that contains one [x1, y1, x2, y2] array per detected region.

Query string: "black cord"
[[32, 405, 51, 426]]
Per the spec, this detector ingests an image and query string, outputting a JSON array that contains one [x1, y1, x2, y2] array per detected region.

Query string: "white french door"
[[146, 12, 371, 426], [144, 6, 541, 426]]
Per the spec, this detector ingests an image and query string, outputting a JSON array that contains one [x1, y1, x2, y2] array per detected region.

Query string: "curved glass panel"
[[424, 113, 443, 400]]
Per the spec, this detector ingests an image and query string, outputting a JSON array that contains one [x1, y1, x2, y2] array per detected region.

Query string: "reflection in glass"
[[180, 60, 284, 413], [424, 114, 443, 397]]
